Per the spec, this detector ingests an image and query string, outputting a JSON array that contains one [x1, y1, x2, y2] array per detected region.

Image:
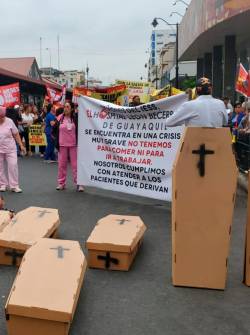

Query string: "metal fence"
[[235, 134, 250, 172]]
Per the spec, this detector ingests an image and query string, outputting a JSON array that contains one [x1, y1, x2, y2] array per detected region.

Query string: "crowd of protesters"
[[222, 97, 250, 136], [222, 97, 250, 170], [0, 101, 84, 193], [1, 87, 250, 194]]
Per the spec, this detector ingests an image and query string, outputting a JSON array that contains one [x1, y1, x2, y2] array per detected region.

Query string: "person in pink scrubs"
[[53, 102, 84, 192], [0, 106, 26, 193]]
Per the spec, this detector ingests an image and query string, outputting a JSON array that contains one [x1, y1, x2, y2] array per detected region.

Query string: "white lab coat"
[[166, 95, 228, 127]]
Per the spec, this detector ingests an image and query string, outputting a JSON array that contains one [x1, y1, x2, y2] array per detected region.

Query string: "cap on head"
[[0, 106, 6, 118], [196, 77, 212, 95]]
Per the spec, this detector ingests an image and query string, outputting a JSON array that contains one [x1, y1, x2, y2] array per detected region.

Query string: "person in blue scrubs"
[[44, 104, 56, 162]]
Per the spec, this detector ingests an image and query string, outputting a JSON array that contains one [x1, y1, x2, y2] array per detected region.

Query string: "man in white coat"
[[166, 78, 228, 127]]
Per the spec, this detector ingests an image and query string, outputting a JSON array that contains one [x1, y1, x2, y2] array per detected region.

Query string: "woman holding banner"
[[32, 105, 46, 157], [52, 102, 84, 192], [0, 106, 26, 193]]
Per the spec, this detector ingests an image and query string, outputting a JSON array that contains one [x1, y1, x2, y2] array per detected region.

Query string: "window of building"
[[157, 33, 164, 37], [157, 42, 163, 45]]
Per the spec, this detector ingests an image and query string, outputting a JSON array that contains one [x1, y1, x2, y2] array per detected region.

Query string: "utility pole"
[[155, 66, 158, 89], [46, 48, 52, 75], [86, 64, 89, 88], [151, 17, 179, 88], [175, 23, 179, 89], [57, 35, 60, 70], [40, 37, 43, 68]]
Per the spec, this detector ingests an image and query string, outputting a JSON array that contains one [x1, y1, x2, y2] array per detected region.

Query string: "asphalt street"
[[0, 157, 249, 335]]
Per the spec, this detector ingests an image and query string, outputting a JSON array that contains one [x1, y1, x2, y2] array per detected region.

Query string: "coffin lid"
[[172, 127, 238, 289], [5, 238, 87, 322], [0, 207, 60, 250], [0, 210, 11, 233], [86, 215, 146, 253]]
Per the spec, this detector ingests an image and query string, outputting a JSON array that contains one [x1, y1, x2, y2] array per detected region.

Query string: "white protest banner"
[[78, 94, 187, 201]]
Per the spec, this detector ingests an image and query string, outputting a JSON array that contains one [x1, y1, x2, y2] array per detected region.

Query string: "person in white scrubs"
[[166, 77, 228, 127]]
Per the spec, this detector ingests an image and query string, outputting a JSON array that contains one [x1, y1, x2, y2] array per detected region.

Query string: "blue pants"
[[45, 133, 56, 161], [16, 142, 20, 156]]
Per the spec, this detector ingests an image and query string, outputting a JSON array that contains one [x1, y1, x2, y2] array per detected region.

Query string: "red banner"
[[73, 84, 126, 96], [73, 84, 127, 103], [0, 83, 20, 108], [235, 63, 250, 97]]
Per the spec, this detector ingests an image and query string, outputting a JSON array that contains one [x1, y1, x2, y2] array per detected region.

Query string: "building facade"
[[41, 68, 85, 89], [179, 0, 250, 100], [158, 42, 176, 88], [148, 29, 176, 87], [0, 57, 42, 81], [169, 61, 197, 89], [0, 57, 46, 106]]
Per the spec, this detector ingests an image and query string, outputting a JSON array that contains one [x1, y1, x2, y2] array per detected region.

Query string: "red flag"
[[0, 83, 20, 108], [46, 86, 62, 103], [235, 63, 250, 97], [46, 84, 66, 106], [60, 84, 66, 105]]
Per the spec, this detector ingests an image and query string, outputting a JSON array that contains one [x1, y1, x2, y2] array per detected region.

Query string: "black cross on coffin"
[[116, 219, 130, 225], [50, 246, 70, 259], [192, 144, 215, 177], [11, 217, 18, 225], [37, 210, 51, 218], [97, 252, 119, 269], [5, 249, 24, 266]]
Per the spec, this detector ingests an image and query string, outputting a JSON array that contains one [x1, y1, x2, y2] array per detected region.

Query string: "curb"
[[238, 172, 248, 193]]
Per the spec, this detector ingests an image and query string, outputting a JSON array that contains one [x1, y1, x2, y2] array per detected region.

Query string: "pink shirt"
[[59, 116, 76, 147], [0, 117, 18, 153]]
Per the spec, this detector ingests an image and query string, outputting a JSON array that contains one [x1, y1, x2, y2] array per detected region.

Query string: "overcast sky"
[[1, 0, 187, 84]]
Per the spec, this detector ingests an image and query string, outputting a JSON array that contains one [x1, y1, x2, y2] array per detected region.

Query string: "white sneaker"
[[56, 185, 65, 191], [77, 185, 84, 192], [11, 187, 22, 193], [0, 185, 7, 192]]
